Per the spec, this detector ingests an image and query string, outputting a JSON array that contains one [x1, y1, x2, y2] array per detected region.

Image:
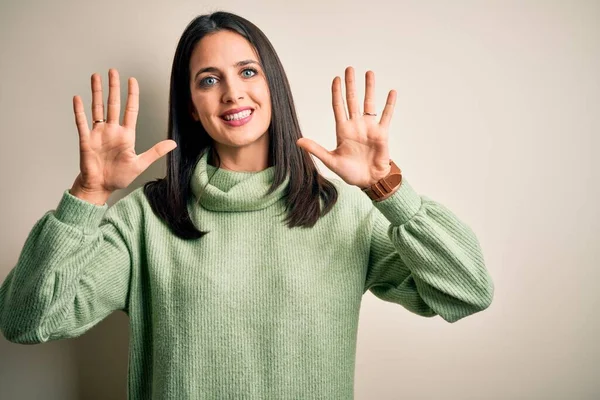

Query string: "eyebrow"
[[193, 59, 261, 81]]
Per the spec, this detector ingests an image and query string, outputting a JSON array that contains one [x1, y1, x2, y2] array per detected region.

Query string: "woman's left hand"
[[296, 66, 397, 189]]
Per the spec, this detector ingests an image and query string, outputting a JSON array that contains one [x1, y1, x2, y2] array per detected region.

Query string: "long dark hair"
[[143, 11, 338, 240]]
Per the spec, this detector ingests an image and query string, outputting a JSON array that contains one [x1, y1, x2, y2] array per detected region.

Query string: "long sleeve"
[[364, 178, 494, 323], [0, 189, 134, 344]]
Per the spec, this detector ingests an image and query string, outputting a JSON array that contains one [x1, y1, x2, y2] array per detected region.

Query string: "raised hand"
[[296, 66, 397, 189], [70, 69, 177, 205]]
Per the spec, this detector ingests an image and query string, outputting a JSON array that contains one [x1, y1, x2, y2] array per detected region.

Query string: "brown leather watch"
[[361, 159, 403, 202]]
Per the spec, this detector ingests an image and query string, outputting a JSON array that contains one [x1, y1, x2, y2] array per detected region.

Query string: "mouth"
[[220, 109, 254, 126], [220, 107, 255, 120]]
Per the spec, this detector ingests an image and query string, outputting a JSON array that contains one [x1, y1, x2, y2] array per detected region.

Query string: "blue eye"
[[242, 68, 257, 77], [198, 68, 258, 88], [199, 77, 217, 87]]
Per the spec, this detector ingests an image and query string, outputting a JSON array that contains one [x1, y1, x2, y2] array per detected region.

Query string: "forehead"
[[190, 30, 259, 68]]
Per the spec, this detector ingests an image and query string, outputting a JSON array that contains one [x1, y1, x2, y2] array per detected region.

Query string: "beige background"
[[1, 0, 598, 399]]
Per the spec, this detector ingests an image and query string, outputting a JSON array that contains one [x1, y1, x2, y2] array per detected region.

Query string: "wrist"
[[69, 179, 111, 206], [69, 187, 110, 206], [360, 165, 392, 190], [360, 160, 402, 202]]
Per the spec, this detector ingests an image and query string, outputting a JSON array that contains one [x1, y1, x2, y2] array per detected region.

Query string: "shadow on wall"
[[72, 313, 129, 400], [0, 313, 129, 400]]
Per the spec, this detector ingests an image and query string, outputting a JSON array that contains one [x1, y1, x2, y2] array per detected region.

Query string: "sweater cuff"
[[54, 189, 108, 234], [371, 178, 422, 226]]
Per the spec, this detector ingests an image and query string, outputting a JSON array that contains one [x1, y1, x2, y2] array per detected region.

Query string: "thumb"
[[296, 138, 334, 168], [137, 139, 178, 171]]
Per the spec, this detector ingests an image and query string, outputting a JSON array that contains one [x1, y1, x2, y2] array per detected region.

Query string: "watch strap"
[[361, 160, 403, 202]]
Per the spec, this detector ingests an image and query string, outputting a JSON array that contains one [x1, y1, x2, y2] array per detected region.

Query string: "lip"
[[220, 109, 254, 127], [220, 107, 254, 118]]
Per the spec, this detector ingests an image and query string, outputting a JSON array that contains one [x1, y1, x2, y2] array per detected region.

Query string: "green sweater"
[[0, 150, 493, 399]]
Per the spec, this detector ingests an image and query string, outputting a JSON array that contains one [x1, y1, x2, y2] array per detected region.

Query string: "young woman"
[[0, 11, 494, 399]]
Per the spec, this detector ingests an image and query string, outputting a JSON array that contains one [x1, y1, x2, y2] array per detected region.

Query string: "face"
[[188, 30, 272, 152]]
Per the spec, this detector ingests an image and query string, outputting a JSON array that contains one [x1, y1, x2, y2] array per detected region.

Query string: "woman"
[[0, 11, 494, 400]]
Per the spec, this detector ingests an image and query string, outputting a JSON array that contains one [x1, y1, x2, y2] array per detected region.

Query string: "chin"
[[218, 133, 267, 148]]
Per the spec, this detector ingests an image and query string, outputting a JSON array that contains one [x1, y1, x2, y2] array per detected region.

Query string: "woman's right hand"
[[70, 68, 177, 205]]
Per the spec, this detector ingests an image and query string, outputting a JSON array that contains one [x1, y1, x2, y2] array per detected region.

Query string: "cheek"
[[191, 94, 213, 119], [189, 93, 200, 112], [258, 89, 272, 112]]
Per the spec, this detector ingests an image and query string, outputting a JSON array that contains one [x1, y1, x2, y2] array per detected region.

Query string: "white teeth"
[[223, 109, 252, 121]]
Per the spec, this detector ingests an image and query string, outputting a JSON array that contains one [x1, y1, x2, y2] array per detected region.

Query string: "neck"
[[209, 135, 270, 172]]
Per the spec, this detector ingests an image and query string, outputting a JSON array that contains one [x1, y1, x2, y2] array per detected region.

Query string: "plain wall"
[[0, 0, 598, 398]]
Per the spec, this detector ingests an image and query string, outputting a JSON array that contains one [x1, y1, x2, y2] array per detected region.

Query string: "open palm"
[[296, 66, 397, 188], [72, 69, 177, 197]]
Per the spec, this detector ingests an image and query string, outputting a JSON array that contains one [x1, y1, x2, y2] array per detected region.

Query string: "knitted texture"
[[0, 150, 494, 399]]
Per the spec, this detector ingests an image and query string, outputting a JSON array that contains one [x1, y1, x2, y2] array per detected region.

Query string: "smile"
[[220, 110, 254, 127]]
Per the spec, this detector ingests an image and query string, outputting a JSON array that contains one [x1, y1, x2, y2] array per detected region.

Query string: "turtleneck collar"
[[190, 149, 290, 212]]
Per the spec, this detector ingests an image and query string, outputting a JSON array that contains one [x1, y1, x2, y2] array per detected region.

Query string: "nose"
[[221, 78, 245, 103]]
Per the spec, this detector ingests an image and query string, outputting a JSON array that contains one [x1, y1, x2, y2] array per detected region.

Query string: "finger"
[[73, 95, 90, 139], [331, 76, 347, 123], [91, 73, 105, 124], [364, 70, 376, 116], [345, 66, 360, 119], [137, 140, 178, 172], [123, 77, 139, 130], [379, 89, 397, 127], [296, 138, 335, 170], [106, 69, 120, 124]]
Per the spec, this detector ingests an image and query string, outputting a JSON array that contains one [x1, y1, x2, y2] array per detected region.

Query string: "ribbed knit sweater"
[[0, 149, 494, 399]]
